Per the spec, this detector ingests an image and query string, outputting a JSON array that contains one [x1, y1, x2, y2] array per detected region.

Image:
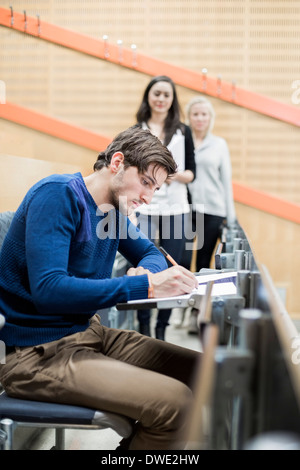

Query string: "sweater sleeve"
[[24, 183, 154, 314], [118, 217, 168, 273]]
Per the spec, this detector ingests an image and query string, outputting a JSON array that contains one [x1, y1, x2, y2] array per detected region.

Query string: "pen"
[[159, 247, 178, 266]]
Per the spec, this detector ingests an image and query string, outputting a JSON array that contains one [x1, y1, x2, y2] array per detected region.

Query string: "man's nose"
[[141, 189, 154, 205]]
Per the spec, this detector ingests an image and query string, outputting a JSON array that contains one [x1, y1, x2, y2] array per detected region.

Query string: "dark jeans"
[[180, 212, 224, 273], [136, 213, 192, 329]]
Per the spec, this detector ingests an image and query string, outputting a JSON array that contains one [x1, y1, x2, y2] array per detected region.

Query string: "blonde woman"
[[185, 96, 236, 332]]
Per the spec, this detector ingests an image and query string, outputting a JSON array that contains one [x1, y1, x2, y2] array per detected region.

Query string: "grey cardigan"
[[188, 133, 236, 224]]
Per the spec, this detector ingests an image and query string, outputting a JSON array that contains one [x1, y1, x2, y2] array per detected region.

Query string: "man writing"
[[0, 126, 200, 450]]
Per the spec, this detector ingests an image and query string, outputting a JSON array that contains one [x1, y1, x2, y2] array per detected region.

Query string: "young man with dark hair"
[[0, 126, 200, 450]]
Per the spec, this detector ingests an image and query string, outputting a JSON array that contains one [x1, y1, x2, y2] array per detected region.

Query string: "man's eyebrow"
[[143, 172, 159, 188]]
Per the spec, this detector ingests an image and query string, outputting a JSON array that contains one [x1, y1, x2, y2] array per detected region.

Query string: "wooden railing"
[[0, 101, 111, 151], [1, 100, 299, 224], [1, 6, 300, 126]]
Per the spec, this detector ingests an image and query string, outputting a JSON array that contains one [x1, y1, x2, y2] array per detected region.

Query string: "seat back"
[[0, 211, 15, 250], [0, 212, 14, 350]]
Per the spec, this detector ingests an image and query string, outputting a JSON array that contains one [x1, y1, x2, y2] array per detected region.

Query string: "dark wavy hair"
[[136, 75, 184, 146], [94, 125, 177, 178]]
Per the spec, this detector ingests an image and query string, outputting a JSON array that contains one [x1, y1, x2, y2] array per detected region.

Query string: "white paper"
[[127, 271, 237, 304], [196, 271, 237, 285]]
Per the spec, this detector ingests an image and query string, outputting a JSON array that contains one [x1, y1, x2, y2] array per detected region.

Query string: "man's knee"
[[156, 381, 193, 430]]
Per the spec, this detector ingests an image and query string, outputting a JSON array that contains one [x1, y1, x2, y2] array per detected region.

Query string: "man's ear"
[[110, 152, 124, 173]]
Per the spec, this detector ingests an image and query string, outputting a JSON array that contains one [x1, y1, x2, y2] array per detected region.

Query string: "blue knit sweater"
[[0, 173, 167, 347]]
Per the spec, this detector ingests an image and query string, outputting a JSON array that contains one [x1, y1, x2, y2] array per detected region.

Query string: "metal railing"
[[186, 221, 300, 450]]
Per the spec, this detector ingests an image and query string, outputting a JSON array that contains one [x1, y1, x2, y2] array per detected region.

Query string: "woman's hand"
[[165, 170, 194, 185]]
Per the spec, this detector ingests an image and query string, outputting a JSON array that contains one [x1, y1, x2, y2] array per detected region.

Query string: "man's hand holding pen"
[[148, 266, 198, 298], [126, 247, 198, 298]]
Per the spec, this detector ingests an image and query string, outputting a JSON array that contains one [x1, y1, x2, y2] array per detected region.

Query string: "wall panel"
[[236, 203, 300, 317], [0, 152, 92, 212]]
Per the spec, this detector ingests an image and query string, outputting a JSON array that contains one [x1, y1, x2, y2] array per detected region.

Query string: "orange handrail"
[[233, 182, 300, 225], [1, 7, 300, 127], [1, 100, 299, 224], [0, 101, 111, 151]]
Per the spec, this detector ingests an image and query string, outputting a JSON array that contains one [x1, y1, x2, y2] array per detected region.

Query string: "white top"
[[188, 133, 236, 224], [137, 124, 190, 216]]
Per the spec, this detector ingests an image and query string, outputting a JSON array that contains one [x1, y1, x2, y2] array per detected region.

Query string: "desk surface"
[[117, 272, 238, 311]]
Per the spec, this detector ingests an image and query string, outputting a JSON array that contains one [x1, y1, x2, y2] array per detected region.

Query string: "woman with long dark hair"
[[135, 75, 195, 341]]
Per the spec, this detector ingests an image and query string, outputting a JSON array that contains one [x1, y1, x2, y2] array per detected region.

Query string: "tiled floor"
[[27, 308, 201, 451]]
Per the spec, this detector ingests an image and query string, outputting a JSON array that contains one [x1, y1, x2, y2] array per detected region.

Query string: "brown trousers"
[[0, 315, 201, 450]]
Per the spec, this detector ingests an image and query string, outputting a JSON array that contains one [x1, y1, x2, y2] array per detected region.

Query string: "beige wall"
[[236, 203, 300, 317], [0, 120, 96, 171], [0, 152, 92, 211], [0, 0, 299, 315]]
